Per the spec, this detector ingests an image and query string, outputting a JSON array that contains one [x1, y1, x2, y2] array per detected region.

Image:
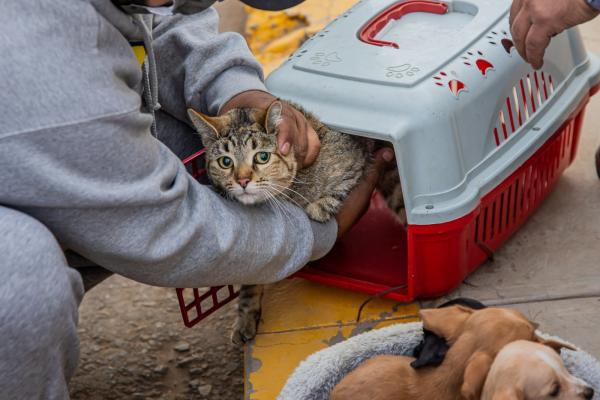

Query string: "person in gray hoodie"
[[0, 0, 392, 398]]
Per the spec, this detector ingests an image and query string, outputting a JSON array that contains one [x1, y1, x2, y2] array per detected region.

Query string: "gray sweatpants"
[[0, 207, 84, 400], [0, 112, 210, 400]]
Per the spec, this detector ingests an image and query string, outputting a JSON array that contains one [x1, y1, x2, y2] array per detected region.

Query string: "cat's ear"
[[265, 101, 283, 135], [248, 108, 267, 124], [187, 108, 226, 145]]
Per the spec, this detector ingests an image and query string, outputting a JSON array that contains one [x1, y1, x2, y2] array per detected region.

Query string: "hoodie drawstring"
[[133, 14, 161, 138]]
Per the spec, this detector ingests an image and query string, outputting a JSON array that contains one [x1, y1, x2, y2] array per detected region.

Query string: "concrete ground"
[[70, 4, 600, 400]]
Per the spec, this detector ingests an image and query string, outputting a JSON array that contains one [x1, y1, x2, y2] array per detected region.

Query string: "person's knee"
[[0, 209, 83, 396], [0, 208, 83, 346], [1, 208, 67, 271]]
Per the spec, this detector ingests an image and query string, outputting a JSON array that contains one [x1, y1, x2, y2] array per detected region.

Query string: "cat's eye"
[[254, 151, 271, 164], [549, 383, 561, 397], [217, 156, 233, 169]]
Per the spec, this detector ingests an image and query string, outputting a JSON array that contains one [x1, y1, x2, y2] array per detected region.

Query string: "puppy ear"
[[419, 305, 474, 342], [461, 351, 494, 400], [534, 335, 577, 354], [491, 389, 524, 400], [187, 108, 228, 145], [265, 101, 283, 135]]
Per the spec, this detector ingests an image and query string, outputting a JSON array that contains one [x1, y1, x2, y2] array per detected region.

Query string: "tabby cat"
[[187, 100, 403, 344]]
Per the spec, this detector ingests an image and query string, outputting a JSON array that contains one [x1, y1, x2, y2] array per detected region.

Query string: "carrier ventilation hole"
[[487, 30, 515, 54], [475, 118, 575, 246], [433, 71, 467, 98], [462, 50, 494, 76], [492, 71, 555, 147]]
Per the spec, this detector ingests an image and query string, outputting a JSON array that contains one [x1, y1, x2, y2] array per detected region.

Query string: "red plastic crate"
[[176, 286, 239, 328], [176, 150, 240, 328]]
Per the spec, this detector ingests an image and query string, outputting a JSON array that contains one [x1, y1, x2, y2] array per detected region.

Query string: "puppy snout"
[[582, 386, 594, 399]]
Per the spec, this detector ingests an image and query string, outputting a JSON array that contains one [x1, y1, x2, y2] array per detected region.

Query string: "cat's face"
[[188, 102, 297, 205]]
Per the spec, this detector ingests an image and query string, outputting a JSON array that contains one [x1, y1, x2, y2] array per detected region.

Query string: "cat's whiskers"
[[263, 183, 305, 209], [262, 188, 295, 226], [262, 185, 295, 210], [267, 182, 312, 206], [263, 192, 283, 221]]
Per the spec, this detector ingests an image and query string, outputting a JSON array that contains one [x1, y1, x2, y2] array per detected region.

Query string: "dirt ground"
[[69, 277, 243, 400]]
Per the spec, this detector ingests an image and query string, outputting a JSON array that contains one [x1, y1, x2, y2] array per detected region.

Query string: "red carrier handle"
[[358, 0, 448, 48]]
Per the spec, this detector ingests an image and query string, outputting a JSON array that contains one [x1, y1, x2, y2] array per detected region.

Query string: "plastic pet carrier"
[[177, 0, 600, 327]]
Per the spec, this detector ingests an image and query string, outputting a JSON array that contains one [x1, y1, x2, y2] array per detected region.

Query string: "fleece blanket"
[[278, 322, 600, 400]]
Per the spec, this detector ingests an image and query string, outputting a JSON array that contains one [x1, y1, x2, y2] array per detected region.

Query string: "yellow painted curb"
[[244, 280, 420, 399], [244, 0, 357, 75]]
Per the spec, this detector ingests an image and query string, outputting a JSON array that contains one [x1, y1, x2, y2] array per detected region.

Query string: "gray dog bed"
[[278, 322, 600, 400]]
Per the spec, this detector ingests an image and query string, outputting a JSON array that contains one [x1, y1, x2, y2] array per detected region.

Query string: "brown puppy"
[[330, 306, 558, 400], [482, 340, 594, 400]]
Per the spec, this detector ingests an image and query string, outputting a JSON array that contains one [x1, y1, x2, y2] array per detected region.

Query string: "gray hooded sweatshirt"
[[0, 0, 337, 287]]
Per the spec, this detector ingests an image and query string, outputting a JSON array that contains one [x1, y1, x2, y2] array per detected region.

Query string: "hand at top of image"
[[510, 0, 599, 69]]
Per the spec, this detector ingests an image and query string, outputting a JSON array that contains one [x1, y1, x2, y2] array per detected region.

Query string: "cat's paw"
[[305, 198, 339, 222], [231, 311, 261, 345], [305, 203, 331, 222]]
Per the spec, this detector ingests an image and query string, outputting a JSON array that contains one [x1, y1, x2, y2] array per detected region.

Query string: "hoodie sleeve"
[[0, 1, 337, 288], [152, 7, 267, 119], [0, 111, 337, 288]]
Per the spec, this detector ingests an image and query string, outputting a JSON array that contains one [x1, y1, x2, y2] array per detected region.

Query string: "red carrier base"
[[296, 91, 593, 302]]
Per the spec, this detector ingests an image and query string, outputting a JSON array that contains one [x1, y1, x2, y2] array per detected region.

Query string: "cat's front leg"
[[305, 196, 341, 222], [231, 284, 264, 345]]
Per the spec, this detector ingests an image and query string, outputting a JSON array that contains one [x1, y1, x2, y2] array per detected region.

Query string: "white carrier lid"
[[267, 0, 600, 225], [292, 0, 500, 87]]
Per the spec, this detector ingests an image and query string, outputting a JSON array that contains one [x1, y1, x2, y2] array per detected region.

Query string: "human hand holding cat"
[[334, 148, 395, 239], [220, 90, 321, 168]]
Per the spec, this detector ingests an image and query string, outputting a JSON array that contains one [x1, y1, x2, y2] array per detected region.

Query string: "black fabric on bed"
[[411, 298, 487, 369]]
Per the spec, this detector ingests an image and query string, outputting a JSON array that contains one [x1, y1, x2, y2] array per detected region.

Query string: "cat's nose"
[[238, 178, 250, 189], [583, 387, 594, 399]]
